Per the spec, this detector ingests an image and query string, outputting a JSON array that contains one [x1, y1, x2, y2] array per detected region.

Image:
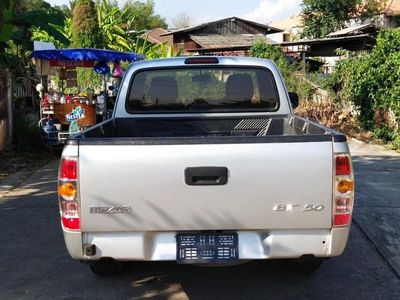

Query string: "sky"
[[46, 0, 302, 26]]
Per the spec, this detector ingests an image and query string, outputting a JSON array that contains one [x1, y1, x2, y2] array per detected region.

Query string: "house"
[[279, 23, 380, 73], [160, 17, 283, 56], [268, 13, 303, 43], [141, 28, 173, 48]]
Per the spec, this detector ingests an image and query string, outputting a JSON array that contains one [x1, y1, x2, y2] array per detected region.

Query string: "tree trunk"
[[0, 71, 7, 152]]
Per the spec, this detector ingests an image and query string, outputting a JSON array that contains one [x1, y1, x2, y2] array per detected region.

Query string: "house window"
[[283, 33, 291, 42]]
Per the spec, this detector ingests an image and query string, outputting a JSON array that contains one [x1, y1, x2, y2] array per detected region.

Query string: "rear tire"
[[288, 256, 323, 273], [89, 258, 125, 276]]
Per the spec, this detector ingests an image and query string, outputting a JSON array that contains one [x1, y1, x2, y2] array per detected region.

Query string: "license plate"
[[176, 232, 239, 264]]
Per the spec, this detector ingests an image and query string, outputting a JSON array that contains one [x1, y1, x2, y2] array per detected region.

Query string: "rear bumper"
[[63, 228, 350, 261]]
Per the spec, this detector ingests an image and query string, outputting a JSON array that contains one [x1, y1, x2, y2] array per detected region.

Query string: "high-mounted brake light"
[[58, 158, 80, 231], [333, 154, 354, 227], [185, 57, 219, 64]]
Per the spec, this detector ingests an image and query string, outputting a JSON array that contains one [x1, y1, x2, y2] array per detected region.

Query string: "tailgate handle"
[[185, 167, 228, 186]]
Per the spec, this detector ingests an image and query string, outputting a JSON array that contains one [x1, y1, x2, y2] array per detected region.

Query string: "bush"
[[13, 112, 45, 152], [333, 29, 400, 136], [250, 41, 313, 100]]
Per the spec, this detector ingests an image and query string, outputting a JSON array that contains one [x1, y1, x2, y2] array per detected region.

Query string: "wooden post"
[[6, 70, 13, 146]]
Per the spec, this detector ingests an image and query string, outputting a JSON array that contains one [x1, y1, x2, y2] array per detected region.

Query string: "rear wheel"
[[89, 258, 125, 276], [288, 256, 323, 273]]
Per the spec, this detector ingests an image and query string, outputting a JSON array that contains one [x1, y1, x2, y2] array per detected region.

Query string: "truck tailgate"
[[79, 142, 333, 231]]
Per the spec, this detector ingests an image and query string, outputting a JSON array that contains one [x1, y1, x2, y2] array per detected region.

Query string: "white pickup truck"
[[58, 57, 354, 275]]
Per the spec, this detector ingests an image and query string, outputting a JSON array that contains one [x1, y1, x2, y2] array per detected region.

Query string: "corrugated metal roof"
[[161, 16, 283, 36], [189, 34, 273, 48], [327, 23, 379, 37]]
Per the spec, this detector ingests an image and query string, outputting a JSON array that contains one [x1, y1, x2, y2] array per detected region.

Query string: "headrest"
[[148, 76, 178, 104], [225, 74, 254, 101]]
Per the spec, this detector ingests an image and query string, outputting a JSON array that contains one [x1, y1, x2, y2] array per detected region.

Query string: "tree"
[[250, 40, 314, 102], [301, 0, 379, 39], [332, 29, 400, 142], [1, 0, 68, 68], [171, 12, 192, 29], [71, 0, 105, 93], [122, 0, 167, 30], [71, 0, 104, 48]]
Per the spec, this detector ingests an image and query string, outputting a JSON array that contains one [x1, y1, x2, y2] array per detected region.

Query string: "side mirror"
[[288, 92, 299, 109]]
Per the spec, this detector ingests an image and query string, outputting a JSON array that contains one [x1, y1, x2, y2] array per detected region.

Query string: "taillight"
[[60, 159, 77, 180], [58, 158, 80, 231], [333, 154, 354, 227]]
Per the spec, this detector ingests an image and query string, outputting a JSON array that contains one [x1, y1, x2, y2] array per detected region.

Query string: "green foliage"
[[1, 0, 67, 72], [290, 78, 315, 102], [13, 112, 44, 151], [71, 0, 104, 48], [76, 68, 103, 93], [301, 0, 379, 38], [32, 17, 72, 48], [122, 0, 167, 30], [250, 41, 294, 78], [250, 40, 314, 101], [95, 0, 179, 59], [332, 29, 400, 144]]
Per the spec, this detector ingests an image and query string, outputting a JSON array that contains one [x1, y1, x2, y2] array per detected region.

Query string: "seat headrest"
[[225, 74, 254, 101], [148, 76, 178, 104]]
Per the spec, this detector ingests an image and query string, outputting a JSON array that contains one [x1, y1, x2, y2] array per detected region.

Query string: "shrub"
[[333, 29, 400, 136]]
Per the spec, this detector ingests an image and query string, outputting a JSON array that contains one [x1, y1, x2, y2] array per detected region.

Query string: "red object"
[[50, 59, 94, 68], [334, 214, 351, 226], [62, 216, 80, 230], [60, 159, 77, 180], [65, 95, 72, 103], [336, 156, 351, 176]]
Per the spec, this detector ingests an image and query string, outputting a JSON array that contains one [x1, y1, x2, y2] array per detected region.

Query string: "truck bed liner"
[[69, 115, 346, 145]]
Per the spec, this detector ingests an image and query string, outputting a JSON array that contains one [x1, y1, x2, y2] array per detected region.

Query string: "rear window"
[[126, 67, 279, 113]]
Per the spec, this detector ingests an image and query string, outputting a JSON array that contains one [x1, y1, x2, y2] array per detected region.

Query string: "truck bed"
[[70, 115, 346, 144]]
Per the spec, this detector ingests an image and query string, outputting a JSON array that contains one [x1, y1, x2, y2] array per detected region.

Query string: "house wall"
[[199, 19, 267, 35], [170, 18, 272, 53], [173, 35, 200, 52]]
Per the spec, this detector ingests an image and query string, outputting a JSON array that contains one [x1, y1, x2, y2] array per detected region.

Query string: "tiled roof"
[[189, 34, 273, 49], [141, 28, 173, 46]]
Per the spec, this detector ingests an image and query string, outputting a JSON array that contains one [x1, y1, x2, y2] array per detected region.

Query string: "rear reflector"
[[334, 214, 351, 226], [60, 159, 77, 181], [62, 216, 80, 230], [336, 156, 351, 176], [185, 57, 219, 64]]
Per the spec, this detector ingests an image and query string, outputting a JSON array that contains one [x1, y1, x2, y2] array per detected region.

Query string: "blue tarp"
[[32, 48, 145, 62]]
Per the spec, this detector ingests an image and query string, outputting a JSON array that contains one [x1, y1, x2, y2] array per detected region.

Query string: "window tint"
[[126, 67, 279, 113]]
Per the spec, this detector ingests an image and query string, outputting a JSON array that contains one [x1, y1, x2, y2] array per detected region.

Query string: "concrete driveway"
[[0, 141, 399, 299]]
